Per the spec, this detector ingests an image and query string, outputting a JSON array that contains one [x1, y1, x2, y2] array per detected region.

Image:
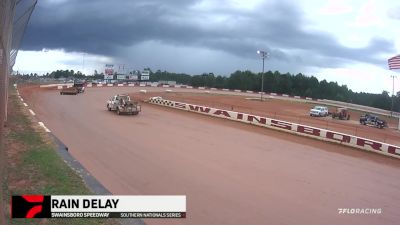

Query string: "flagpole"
[[388, 55, 400, 129], [391, 75, 395, 117]]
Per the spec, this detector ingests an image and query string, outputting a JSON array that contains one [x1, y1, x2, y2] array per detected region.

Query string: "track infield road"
[[21, 86, 400, 225]]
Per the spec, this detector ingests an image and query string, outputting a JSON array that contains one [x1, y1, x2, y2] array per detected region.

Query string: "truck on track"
[[359, 114, 387, 129], [106, 94, 141, 115], [73, 80, 86, 93], [60, 86, 79, 95], [309, 106, 329, 117]]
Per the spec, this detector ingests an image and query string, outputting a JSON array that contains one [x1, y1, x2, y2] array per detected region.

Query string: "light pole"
[[257, 50, 269, 101], [81, 52, 86, 75]]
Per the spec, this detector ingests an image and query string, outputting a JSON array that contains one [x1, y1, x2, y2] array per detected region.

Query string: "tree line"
[[14, 69, 400, 112], [150, 70, 400, 112], [15, 70, 106, 81]]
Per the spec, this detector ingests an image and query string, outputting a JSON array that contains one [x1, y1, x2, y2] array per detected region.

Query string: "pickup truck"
[[359, 114, 387, 129], [106, 94, 141, 115], [309, 106, 329, 117]]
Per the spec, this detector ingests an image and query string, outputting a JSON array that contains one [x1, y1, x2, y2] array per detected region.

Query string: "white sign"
[[141, 75, 150, 81], [47, 195, 186, 218], [141, 70, 150, 81], [51, 195, 186, 213], [117, 75, 127, 80], [129, 75, 138, 80], [104, 75, 114, 80]]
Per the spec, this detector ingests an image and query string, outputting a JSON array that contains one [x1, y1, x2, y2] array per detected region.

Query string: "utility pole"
[[257, 50, 269, 101], [81, 52, 88, 76]]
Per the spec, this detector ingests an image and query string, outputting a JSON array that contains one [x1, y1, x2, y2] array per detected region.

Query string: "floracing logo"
[[338, 208, 382, 215], [12, 195, 51, 218]]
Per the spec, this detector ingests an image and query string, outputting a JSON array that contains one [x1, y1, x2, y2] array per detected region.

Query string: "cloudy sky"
[[14, 0, 400, 93]]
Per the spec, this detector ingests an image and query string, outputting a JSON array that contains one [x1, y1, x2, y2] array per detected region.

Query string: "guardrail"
[[319, 99, 400, 118], [49, 83, 400, 123]]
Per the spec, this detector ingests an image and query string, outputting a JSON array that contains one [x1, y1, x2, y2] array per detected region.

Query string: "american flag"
[[388, 55, 400, 70]]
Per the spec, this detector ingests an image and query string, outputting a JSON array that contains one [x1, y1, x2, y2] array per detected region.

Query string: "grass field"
[[2, 87, 119, 225]]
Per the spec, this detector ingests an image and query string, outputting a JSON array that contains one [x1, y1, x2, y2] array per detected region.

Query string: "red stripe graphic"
[[22, 195, 44, 218], [388, 55, 400, 70], [25, 206, 43, 218]]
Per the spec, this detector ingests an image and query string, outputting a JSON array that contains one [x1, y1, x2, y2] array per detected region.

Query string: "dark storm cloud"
[[22, 0, 395, 68]]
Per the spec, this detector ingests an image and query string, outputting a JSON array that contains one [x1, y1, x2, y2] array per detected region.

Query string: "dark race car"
[[359, 114, 387, 129]]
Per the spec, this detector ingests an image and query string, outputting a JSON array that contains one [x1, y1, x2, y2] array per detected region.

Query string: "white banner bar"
[[51, 195, 186, 213]]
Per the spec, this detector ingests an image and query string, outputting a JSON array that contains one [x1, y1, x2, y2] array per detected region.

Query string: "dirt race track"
[[132, 91, 400, 147], [19, 85, 400, 225]]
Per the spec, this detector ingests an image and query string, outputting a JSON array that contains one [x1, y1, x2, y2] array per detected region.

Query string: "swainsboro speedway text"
[[51, 212, 110, 218]]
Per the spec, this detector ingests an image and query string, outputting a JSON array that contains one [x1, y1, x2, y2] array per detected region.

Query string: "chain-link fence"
[[1, 1, 16, 223], [1, 0, 37, 223], [0, 0, 15, 132], [11, 0, 37, 68]]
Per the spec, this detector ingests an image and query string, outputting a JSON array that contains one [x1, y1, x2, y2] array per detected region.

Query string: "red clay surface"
[[19, 85, 400, 225], [133, 92, 400, 146]]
